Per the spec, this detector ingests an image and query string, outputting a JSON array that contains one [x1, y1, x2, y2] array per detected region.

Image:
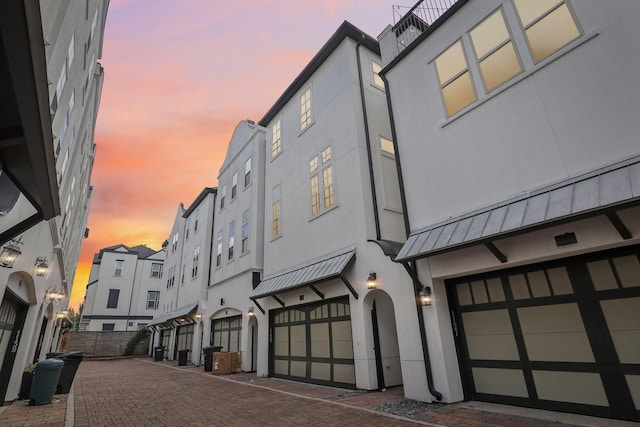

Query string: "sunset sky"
[[69, 0, 407, 309]]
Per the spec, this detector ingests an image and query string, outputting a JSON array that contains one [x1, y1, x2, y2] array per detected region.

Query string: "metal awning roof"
[[250, 249, 357, 305], [146, 303, 198, 329], [396, 156, 640, 263]]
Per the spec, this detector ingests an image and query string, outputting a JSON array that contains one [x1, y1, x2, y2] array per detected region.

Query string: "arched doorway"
[[366, 290, 402, 390]]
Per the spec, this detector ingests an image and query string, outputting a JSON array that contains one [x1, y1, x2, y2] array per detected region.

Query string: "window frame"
[[231, 173, 238, 199], [220, 185, 226, 210], [114, 259, 124, 276], [242, 210, 249, 254], [272, 118, 282, 159], [151, 263, 163, 278], [106, 289, 120, 309], [216, 230, 223, 267], [300, 87, 312, 131], [147, 291, 160, 310], [228, 221, 235, 260], [371, 59, 385, 89]]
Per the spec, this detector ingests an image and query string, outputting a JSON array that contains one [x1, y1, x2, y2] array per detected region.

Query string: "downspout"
[[125, 254, 139, 332], [356, 38, 381, 240], [381, 72, 442, 401]]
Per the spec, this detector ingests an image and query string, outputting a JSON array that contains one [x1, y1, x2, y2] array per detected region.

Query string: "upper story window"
[[470, 9, 522, 92], [194, 209, 200, 232], [242, 210, 249, 253], [171, 232, 179, 253], [244, 158, 251, 187], [371, 60, 385, 89], [380, 136, 395, 155], [272, 119, 282, 158], [231, 173, 238, 199], [272, 200, 281, 238], [147, 291, 160, 310], [151, 263, 163, 278], [185, 217, 191, 240], [114, 259, 124, 276], [513, 0, 580, 63], [216, 230, 223, 267], [167, 266, 175, 289], [220, 185, 226, 210], [68, 34, 75, 69], [107, 289, 119, 308], [310, 146, 335, 216], [192, 246, 200, 278], [228, 221, 235, 260], [435, 40, 476, 117], [300, 87, 312, 131]]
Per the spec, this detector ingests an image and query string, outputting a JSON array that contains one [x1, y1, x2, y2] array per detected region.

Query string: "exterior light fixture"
[[248, 307, 255, 316], [35, 257, 49, 276], [45, 286, 65, 304], [420, 286, 432, 306], [195, 312, 203, 320], [367, 272, 377, 289], [0, 240, 22, 268], [57, 310, 68, 319]]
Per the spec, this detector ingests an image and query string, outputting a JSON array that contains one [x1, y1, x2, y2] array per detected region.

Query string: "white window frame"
[[272, 119, 282, 159], [114, 260, 124, 276], [300, 87, 312, 131], [147, 291, 160, 310], [151, 263, 163, 278]]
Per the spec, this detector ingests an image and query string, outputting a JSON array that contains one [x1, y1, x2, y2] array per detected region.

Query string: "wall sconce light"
[[248, 307, 255, 316], [35, 257, 49, 276], [420, 286, 432, 306], [367, 272, 377, 289], [220, 298, 225, 306], [57, 310, 68, 319], [195, 312, 203, 320], [0, 240, 22, 268], [45, 286, 65, 304]]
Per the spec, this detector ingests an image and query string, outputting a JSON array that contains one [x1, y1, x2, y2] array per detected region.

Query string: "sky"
[[69, 0, 411, 310]]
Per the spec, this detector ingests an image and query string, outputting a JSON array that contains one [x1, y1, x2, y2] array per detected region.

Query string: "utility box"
[[212, 352, 232, 374]]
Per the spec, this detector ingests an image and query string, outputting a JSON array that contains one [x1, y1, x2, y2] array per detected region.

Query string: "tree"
[[67, 303, 83, 331]]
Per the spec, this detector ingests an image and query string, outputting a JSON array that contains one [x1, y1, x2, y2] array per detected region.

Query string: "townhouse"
[[0, 0, 107, 403], [379, 0, 640, 421], [80, 244, 165, 332]]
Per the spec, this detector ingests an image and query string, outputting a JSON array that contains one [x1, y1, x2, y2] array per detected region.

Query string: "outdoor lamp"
[[35, 257, 49, 276], [420, 286, 432, 306], [0, 242, 22, 268], [367, 272, 377, 289], [248, 307, 255, 316], [45, 286, 65, 303], [195, 312, 203, 320]]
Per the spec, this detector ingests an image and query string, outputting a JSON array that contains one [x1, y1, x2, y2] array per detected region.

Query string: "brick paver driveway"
[[72, 358, 431, 426]]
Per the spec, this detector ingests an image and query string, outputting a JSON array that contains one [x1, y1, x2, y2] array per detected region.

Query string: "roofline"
[[258, 20, 380, 127], [183, 187, 217, 218]]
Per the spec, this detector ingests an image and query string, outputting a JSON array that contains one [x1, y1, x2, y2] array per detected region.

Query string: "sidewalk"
[[0, 357, 637, 426]]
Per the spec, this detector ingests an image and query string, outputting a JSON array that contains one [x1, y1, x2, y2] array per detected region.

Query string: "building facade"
[[80, 244, 165, 332], [380, 0, 640, 421], [0, 0, 107, 403]]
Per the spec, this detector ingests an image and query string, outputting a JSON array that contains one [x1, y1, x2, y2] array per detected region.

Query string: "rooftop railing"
[[392, 0, 459, 52]]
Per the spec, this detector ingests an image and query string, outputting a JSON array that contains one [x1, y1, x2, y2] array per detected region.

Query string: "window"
[[167, 266, 175, 288], [220, 185, 226, 210], [171, 232, 179, 253], [300, 87, 312, 130], [68, 34, 75, 69], [513, 0, 580, 63], [137, 324, 147, 331], [371, 60, 385, 89], [216, 230, 223, 267], [194, 209, 200, 232], [102, 323, 115, 331], [272, 119, 282, 158], [185, 217, 191, 240], [114, 260, 124, 276], [151, 263, 163, 278], [56, 65, 66, 103], [380, 136, 395, 155], [310, 147, 335, 216], [147, 291, 160, 309], [228, 221, 235, 260], [192, 246, 200, 278], [244, 158, 251, 187], [181, 264, 185, 284], [242, 210, 249, 253], [107, 289, 119, 309], [434, 40, 477, 117], [272, 201, 280, 238], [470, 9, 522, 92], [231, 173, 238, 199]]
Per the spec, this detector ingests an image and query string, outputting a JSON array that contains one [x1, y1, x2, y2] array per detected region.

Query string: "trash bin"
[[29, 358, 64, 405], [52, 351, 84, 394], [178, 349, 190, 366], [202, 346, 223, 372], [154, 346, 165, 362]]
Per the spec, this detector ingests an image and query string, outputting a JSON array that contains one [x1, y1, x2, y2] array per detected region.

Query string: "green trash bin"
[[29, 358, 64, 405]]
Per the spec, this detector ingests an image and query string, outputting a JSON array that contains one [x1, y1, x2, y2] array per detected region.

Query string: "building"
[[0, 0, 107, 403], [206, 120, 265, 373], [80, 244, 165, 332], [147, 188, 217, 364], [379, 0, 640, 421]]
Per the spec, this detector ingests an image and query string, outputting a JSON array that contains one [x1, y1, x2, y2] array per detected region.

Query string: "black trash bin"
[[202, 346, 223, 372], [154, 346, 165, 362], [178, 349, 190, 366], [49, 351, 84, 394]]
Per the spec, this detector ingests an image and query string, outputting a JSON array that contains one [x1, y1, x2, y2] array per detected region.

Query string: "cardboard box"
[[212, 352, 232, 374], [231, 351, 242, 373]]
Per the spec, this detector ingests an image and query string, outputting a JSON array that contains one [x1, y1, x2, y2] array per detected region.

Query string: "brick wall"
[[63, 331, 150, 357]]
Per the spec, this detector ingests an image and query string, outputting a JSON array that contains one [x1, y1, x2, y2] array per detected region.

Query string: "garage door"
[[448, 246, 640, 422], [269, 296, 355, 388]]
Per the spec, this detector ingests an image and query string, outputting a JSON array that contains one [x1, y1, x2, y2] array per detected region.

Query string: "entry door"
[[0, 292, 28, 402], [269, 296, 355, 388], [448, 246, 640, 422]]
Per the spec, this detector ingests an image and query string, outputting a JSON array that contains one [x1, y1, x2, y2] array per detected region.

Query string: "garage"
[[269, 296, 355, 388], [448, 246, 640, 422]]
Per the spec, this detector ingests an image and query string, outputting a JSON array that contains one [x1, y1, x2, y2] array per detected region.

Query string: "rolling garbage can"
[[178, 349, 190, 366], [29, 358, 64, 405], [202, 346, 223, 372], [53, 352, 84, 394], [154, 346, 165, 362]]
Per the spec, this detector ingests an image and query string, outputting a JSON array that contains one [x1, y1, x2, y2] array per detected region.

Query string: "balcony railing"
[[392, 0, 459, 52]]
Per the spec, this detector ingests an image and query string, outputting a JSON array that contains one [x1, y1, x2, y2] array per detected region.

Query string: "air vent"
[[555, 232, 577, 247]]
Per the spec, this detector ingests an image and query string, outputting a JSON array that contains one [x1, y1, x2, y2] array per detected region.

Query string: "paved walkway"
[[0, 357, 637, 426]]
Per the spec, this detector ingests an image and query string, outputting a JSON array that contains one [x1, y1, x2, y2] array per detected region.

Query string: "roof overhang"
[[146, 303, 198, 331], [0, 0, 60, 245], [396, 156, 640, 263], [250, 249, 357, 313]]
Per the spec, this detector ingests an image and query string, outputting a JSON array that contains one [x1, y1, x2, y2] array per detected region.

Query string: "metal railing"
[[392, 0, 459, 52]]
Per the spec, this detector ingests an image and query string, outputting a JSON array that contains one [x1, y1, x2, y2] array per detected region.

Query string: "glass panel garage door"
[[270, 296, 355, 388], [449, 246, 640, 422]]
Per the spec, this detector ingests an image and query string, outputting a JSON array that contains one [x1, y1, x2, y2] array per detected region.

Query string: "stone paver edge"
[[136, 358, 444, 427]]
